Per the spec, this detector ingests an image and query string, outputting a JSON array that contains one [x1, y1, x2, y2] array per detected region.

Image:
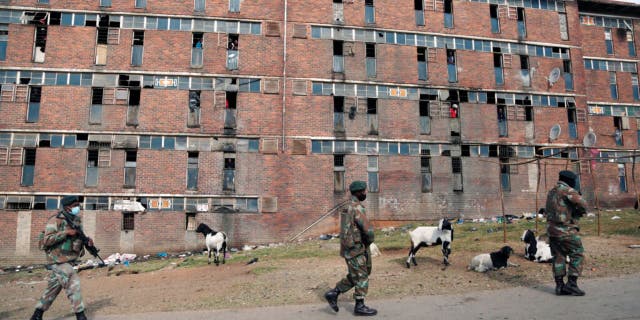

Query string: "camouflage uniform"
[[545, 180, 587, 278], [35, 211, 86, 313], [335, 195, 375, 299]]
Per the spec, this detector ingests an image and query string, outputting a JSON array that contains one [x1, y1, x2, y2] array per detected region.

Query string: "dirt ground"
[[1, 233, 639, 320]]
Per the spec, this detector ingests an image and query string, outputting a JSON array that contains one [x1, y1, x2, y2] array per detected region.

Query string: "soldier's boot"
[[324, 288, 340, 312], [564, 276, 586, 296], [354, 299, 377, 316], [554, 276, 570, 296], [75, 311, 88, 320], [29, 308, 44, 320]]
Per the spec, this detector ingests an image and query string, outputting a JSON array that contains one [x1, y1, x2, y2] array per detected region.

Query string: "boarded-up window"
[[263, 79, 279, 94], [292, 24, 307, 38], [96, 44, 108, 65], [185, 213, 197, 231], [559, 13, 568, 40], [291, 139, 307, 155], [261, 197, 278, 213], [292, 80, 307, 96], [262, 138, 278, 154], [126, 105, 139, 126], [264, 22, 280, 37], [107, 28, 120, 44], [8, 147, 23, 166]]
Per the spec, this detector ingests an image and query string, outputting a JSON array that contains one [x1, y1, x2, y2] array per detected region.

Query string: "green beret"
[[559, 170, 577, 180], [349, 181, 367, 193], [61, 196, 79, 207]]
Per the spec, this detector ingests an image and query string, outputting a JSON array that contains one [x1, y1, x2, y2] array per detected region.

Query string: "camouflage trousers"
[[549, 234, 584, 278], [35, 262, 85, 313], [335, 250, 372, 300]]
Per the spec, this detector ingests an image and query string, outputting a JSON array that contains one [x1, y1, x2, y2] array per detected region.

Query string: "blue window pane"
[[151, 136, 163, 149], [61, 13, 73, 26], [139, 136, 151, 149], [56, 73, 68, 85], [448, 63, 457, 82], [157, 18, 168, 30], [164, 137, 175, 149], [22, 165, 34, 186], [69, 73, 81, 85], [611, 85, 618, 99], [606, 40, 613, 55], [74, 14, 85, 26], [248, 139, 259, 151], [50, 135, 63, 148], [311, 27, 320, 38], [629, 42, 636, 57], [400, 143, 409, 155], [46, 198, 58, 210], [251, 23, 261, 35], [27, 102, 40, 122], [312, 83, 322, 95], [250, 79, 260, 92], [633, 85, 639, 100], [494, 67, 503, 85], [444, 13, 453, 28], [311, 140, 321, 153], [491, 18, 499, 33], [170, 19, 181, 30], [389, 143, 398, 154], [564, 73, 573, 91], [64, 135, 76, 147], [0, 41, 6, 61]]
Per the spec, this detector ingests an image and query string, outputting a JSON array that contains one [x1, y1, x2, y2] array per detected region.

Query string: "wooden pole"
[[589, 160, 602, 236], [632, 150, 638, 211], [535, 159, 541, 234], [499, 163, 507, 243]]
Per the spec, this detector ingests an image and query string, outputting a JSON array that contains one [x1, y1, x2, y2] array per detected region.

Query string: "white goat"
[[406, 219, 453, 268], [196, 223, 228, 266], [468, 246, 519, 272], [521, 229, 553, 263]]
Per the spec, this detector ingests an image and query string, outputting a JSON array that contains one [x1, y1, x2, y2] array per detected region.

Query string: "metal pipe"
[[281, 0, 288, 151]]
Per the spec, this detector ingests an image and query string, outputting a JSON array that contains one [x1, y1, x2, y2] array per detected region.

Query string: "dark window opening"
[[447, 49, 455, 64], [333, 40, 343, 55], [490, 4, 498, 18], [415, 0, 423, 10], [119, 75, 140, 87], [92, 87, 103, 104], [451, 157, 462, 173], [29, 86, 41, 103], [520, 56, 529, 70], [366, 43, 375, 58], [228, 34, 238, 50], [97, 27, 108, 44], [133, 30, 144, 45], [227, 91, 237, 109], [489, 145, 498, 157], [419, 99, 429, 116], [367, 99, 377, 114], [193, 32, 203, 48], [493, 53, 502, 67], [334, 154, 344, 167], [525, 106, 533, 121], [563, 60, 572, 73], [417, 47, 426, 62], [444, 0, 452, 13], [461, 145, 470, 157], [334, 96, 344, 112], [122, 212, 134, 230], [224, 158, 235, 169], [87, 150, 99, 167]]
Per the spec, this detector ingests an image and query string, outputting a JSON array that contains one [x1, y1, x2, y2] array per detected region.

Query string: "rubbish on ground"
[[246, 257, 259, 265], [611, 216, 621, 220]]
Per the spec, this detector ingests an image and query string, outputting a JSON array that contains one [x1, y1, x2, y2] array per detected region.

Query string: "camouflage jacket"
[[545, 181, 587, 238], [340, 196, 375, 259], [41, 212, 84, 264]]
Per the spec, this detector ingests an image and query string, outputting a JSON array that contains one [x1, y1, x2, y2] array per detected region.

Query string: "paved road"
[[77, 275, 640, 320]]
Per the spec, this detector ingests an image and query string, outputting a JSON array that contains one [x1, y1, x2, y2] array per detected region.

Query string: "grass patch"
[[249, 266, 278, 275], [125, 259, 173, 273]]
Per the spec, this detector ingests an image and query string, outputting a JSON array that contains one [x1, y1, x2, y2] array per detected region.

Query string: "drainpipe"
[[281, 0, 288, 151]]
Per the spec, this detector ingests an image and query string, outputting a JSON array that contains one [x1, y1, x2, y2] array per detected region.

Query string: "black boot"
[[354, 299, 377, 316], [554, 276, 570, 296], [324, 288, 340, 312], [564, 276, 586, 296], [75, 310, 88, 320], [29, 308, 44, 320]]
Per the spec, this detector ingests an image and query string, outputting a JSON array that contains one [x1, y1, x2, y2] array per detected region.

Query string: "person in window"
[[228, 39, 238, 50], [195, 40, 202, 49], [447, 51, 455, 65], [450, 104, 458, 118]]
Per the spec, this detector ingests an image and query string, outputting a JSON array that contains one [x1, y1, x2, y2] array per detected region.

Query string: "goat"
[[521, 229, 553, 263], [406, 219, 453, 268], [468, 246, 519, 272], [195, 223, 228, 266]]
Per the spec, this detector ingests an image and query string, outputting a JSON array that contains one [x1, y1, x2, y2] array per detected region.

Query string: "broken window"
[[452, 157, 463, 191], [90, 87, 103, 124], [559, 13, 568, 40], [33, 26, 47, 63], [614, 116, 624, 146], [223, 156, 235, 192], [490, 5, 499, 33], [563, 59, 573, 91], [444, 0, 453, 29], [567, 105, 577, 139], [124, 150, 136, 188], [493, 49, 504, 85], [227, 34, 238, 70], [187, 152, 199, 190], [605, 28, 613, 55], [333, 0, 345, 24], [229, 0, 240, 12], [417, 47, 427, 80], [194, 0, 205, 12], [500, 158, 511, 192], [225, 91, 237, 133], [0, 24, 8, 61], [367, 156, 378, 193], [365, 0, 375, 24], [334, 154, 345, 192], [497, 105, 507, 137], [419, 95, 430, 134], [192, 32, 203, 67], [517, 8, 526, 38], [131, 30, 144, 66], [628, 31, 636, 57], [188, 90, 201, 127], [619, 164, 627, 192], [610, 72, 618, 100], [447, 49, 457, 83], [127, 88, 140, 126], [366, 43, 376, 78], [122, 212, 134, 231], [415, 0, 424, 26], [632, 73, 639, 101], [421, 156, 431, 193], [333, 40, 344, 73], [334, 96, 345, 132], [21, 148, 36, 186], [367, 98, 378, 135], [186, 213, 197, 231], [26, 86, 41, 123], [520, 56, 530, 87]]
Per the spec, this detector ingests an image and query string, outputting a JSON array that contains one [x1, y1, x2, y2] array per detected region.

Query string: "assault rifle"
[[61, 211, 106, 267]]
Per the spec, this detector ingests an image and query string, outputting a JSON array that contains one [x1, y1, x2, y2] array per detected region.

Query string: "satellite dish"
[[548, 67, 561, 86], [583, 132, 597, 147], [549, 124, 561, 141]]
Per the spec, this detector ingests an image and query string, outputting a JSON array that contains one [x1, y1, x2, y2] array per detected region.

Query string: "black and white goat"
[[405, 219, 454, 268], [468, 246, 519, 272], [521, 229, 553, 263], [195, 223, 228, 266]]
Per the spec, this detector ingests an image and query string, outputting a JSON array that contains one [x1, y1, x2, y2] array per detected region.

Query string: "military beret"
[[61, 195, 80, 207], [559, 170, 577, 181], [349, 180, 367, 193]]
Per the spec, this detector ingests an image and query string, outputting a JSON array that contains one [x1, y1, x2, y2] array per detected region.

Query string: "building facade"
[[0, 0, 638, 264]]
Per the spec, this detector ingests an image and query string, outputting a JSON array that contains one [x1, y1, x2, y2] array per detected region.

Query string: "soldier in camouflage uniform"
[[325, 180, 377, 316], [30, 196, 91, 320], [545, 170, 587, 296]]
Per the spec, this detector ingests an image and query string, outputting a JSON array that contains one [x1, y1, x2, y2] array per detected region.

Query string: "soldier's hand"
[[66, 228, 77, 236], [87, 237, 94, 247]]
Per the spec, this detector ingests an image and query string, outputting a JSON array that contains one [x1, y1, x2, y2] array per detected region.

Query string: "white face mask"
[[70, 206, 80, 215]]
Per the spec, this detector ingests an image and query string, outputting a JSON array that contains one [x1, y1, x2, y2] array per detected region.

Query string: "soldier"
[[325, 180, 377, 316], [30, 196, 91, 320], [545, 170, 587, 296]]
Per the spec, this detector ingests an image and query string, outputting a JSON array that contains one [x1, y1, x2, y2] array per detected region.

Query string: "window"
[[221, 155, 235, 191], [192, 33, 204, 68], [186, 213, 197, 231], [124, 150, 136, 188], [367, 156, 378, 192], [365, 0, 375, 24], [100, 0, 112, 7], [367, 98, 378, 135], [500, 158, 510, 192], [628, 31, 636, 57], [26, 86, 41, 123], [619, 164, 627, 192], [421, 156, 431, 192], [333, 40, 344, 73], [417, 47, 428, 80], [135, 0, 146, 8], [517, 8, 526, 38], [334, 96, 345, 132], [122, 212, 134, 231], [0, 24, 8, 61], [33, 26, 47, 63], [188, 90, 201, 127], [86, 149, 99, 187], [132, 30, 144, 66], [187, 152, 199, 190], [366, 43, 376, 78], [419, 95, 430, 134], [563, 59, 573, 91], [85, 197, 109, 210], [194, 0, 205, 12], [490, 5, 500, 33], [444, 0, 453, 28], [90, 87, 103, 124], [567, 106, 578, 139], [605, 28, 613, 55], [610, 72, 618, 100], [229, 0, 240, 12], [633, 73, 639, 101], [21, 149, 36, 186], [334, 154, 345, 192], [415, 0, 424, 26], [520, 56, 530, 87], [497, 105, 507, 137], [452, 157, 463, 191], [493, 49, 504, 85], [614, 117, 624, 146], [447, 49, 457, 83], [227, 34, 239, 70]]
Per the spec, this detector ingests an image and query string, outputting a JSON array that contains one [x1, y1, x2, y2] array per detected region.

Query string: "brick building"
[[0, 0, 638, 265]]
